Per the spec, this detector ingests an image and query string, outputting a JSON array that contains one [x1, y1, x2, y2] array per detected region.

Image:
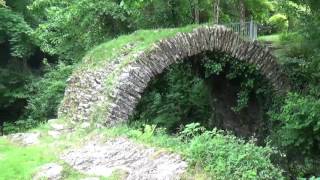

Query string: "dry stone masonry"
[[61, 137, 188, 179], [59, 25, 290, 125]]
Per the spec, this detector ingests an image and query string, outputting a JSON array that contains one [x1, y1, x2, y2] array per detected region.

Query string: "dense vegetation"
[[1, 0, 320, 179]]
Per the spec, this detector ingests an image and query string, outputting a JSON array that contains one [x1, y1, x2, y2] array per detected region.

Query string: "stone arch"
[[58, 25, 290, 125]]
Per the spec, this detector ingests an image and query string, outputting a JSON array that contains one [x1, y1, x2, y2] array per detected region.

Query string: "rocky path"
[[61, 137, 188, 180], [5, 119, 188, 180]]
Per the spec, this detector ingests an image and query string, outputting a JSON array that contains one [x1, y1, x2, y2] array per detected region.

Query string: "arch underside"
[[58, 25, 289, 125]]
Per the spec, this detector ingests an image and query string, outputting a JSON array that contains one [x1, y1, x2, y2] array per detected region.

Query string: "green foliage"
[[271, 93, 320, 156], [268, 14, 288, 32], [187, 128, 283, 179], [202, 52, 271, 112], [2, 62, 73, 133], [24, 62, 73, 123], [30, 0, 132, 62], [0, 7, 34, 58], [179, 123, 206, 141], [131, 62, 212, 132], [0, 67, 30, 111], [132, 52, 272, 134]]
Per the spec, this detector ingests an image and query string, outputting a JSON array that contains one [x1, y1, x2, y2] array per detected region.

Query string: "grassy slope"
[[81, 24, 200, 68], [258, 32, 305, 63], [258, 34, 281, 44]]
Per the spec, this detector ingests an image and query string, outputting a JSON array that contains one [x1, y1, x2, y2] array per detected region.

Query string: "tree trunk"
[[169, 0, 178, 27], [194, 0, 200, 24], [239, 0, 246, 35], [213, 0, 220, 24], [0, 120, 3, 136]]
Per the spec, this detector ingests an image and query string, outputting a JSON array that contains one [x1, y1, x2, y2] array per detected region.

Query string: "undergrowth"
[[99, 123, 284, 180]]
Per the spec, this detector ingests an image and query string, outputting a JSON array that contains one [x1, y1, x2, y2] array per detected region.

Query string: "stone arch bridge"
[[58, 25, 289, 125]]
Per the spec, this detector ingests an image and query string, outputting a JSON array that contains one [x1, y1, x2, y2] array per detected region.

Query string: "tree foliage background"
[[1, 0, 320, 178]]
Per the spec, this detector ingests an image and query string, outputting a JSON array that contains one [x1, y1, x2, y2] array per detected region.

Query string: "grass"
[[0, 138, 56, 180], [82, 24, 200, 68], [258, 34, 281, 43], [0, 120, 101, 180]]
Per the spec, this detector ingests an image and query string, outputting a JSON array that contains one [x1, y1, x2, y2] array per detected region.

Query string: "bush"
[[3, 62, 73, 133], [268, 14, 288, 33], [271, 93, 320, 156], [270, 92, 320, 177], [24, 62, 73, 122], [184, 124, 284, 179]]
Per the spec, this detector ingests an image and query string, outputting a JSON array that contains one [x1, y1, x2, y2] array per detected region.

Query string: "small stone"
[[9, 132, 40, 146], [47, 119, 59, 124], [80, 122, 91, 129], [51, 124, 64, 131], [95, 123, 103, 129], [80, 178, 100, 180], [48, 131, 61, 139], [33, 163, 63, 180]]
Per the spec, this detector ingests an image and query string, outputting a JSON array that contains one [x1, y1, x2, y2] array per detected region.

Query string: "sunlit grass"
[[258, 34, 281, 43], [0, 138, 56, 180]]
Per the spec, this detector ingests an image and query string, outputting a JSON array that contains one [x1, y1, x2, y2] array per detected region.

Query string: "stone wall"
[[58, 25, 290, 125]]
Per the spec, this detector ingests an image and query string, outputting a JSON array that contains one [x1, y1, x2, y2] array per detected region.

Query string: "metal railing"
[[224, 19, 258, 41]]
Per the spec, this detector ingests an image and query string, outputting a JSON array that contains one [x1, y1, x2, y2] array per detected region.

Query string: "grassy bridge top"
[[59, 25, 289, 125], [81, 25, 199, 69]]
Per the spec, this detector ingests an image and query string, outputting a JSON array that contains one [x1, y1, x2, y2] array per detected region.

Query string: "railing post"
[[254, 22, 257, 40], [250, 17, 254, 40], [224, 18, 258, 41]]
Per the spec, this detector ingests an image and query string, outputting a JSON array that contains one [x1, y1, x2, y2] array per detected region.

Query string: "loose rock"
[[9, 132, 40, 146], [33, 163, 63, 180], [48, 130, 61, 139]]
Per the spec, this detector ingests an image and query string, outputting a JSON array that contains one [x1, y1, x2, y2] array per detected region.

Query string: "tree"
[[239, 0, 246, 33], [194, 0, 200, 24], [0, 7, 34, 58], [30, 0, 132, 62], [213, 0, 220, 24]]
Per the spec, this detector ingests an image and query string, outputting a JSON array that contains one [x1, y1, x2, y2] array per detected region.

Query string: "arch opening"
[[130, 50, 275, 140]]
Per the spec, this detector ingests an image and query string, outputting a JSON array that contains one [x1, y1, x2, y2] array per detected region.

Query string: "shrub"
[[185, 126, 284, 180], [270, 92, 320, 177], [268, 14, 288, 33], [271, 93, 320, 156], [24, 62, 73, 122], [3, 62, 73, 133]]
